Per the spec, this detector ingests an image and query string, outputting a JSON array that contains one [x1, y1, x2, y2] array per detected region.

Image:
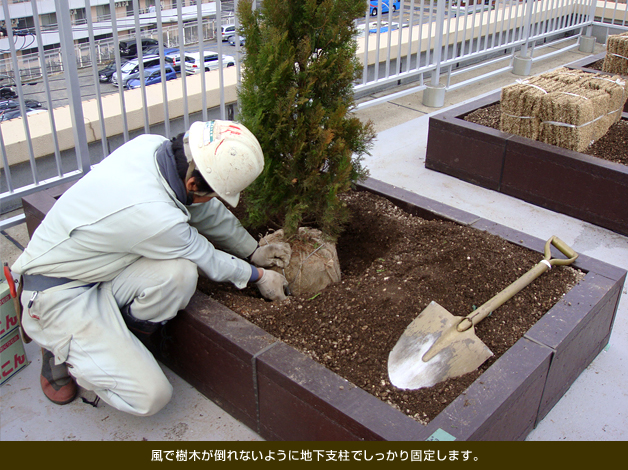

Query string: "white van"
[[184, 51, 236, 75], [165, 51, 188, 72], [111, 55, 163, 87], [219, 24, 236, 41]]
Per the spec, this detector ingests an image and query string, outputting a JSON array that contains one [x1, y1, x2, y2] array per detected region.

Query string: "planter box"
[[425, 88, 628, 236], [21, 178, 626, 441]]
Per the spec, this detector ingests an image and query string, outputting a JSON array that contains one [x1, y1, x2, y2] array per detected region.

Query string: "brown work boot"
[[40, 349, 78, 405]]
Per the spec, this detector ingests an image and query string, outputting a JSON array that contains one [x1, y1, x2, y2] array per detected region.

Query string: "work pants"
[[21, 258, 198, 416]]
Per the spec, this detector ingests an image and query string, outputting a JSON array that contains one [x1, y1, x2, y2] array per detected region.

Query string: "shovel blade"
[[388, 301, 493, 390]]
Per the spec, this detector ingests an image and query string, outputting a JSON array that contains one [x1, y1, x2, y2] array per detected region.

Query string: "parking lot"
[[14, 40, 242, 112], [14, 3, 441, 112]]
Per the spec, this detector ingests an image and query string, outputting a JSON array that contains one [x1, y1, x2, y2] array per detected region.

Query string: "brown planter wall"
[[425, 88, 628, 236], [22, 178, 626, 441]]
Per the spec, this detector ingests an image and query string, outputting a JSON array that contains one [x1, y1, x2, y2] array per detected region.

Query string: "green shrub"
[[237, 0, 375, 241]]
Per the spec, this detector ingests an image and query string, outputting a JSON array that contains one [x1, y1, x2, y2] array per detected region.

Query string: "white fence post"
[[56, 0, 92, 175], [422, 0, 447, 107], [513, 0, 535, 76]]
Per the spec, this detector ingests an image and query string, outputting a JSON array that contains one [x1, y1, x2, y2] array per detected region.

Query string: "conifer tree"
[[237, 0, 375, 241]]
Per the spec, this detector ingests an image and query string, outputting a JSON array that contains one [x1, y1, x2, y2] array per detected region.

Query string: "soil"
[[463, 103, 628, 165], [197, 191, 583, 423], [587, 59, 606, 71]]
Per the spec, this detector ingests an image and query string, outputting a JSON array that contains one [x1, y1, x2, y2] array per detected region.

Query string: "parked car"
[[112, 55, 163, 87], [228, 35, 245, 46], [165, 50, 192, 72], [369, 0, 400, 16], [142, 46, 179, 58], [142, 47, 179, 71], [0, 85, 17, 99], [0, 98, 43, 111], [126, 64, 177, 89], [219, 24, 236, 41], [98, 59, 131, 83], [0, 106, 46, 122], [0, 74, 18, 99], [119, 38, 159, 58], [184, 50, 236, 75]]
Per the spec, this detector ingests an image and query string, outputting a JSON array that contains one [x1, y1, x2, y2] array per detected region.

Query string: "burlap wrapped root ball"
[[259, 227, 341, 297], [602, 32, 628, 76]]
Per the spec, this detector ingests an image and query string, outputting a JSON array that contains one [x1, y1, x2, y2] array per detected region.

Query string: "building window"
[[71, 8, 87, 23], [96, 4, 111, 22], [40, 13, 58, 28]]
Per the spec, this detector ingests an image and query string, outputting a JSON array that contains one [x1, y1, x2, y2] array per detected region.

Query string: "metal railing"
[[353, 0, 621, 103], [0, 17, 226, 81], [1, 0, 627, 231]]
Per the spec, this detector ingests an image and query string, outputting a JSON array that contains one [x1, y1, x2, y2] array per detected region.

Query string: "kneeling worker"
[[10, 120, 291, 416]]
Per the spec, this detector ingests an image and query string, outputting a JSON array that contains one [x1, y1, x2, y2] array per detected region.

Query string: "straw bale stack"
[[548, 67, 591, 85], [537, 85, 609, 152], [499, 68, 627, 153], [582, 73, 627, 128], [602, 32, 628, 76], [500, 74, 564, 140]]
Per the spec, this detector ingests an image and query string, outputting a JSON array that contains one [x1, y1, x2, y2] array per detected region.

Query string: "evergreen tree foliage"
[[237, 0, 375, 241]]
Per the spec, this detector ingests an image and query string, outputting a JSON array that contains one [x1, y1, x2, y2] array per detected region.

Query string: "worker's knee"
[[174, 258, 198, 291], [111, 257, 198, 323], [167, 258, 198, 305], [75, 360, 174, 417], [139, 378, 173, 416], [112, 376, 172, 416]]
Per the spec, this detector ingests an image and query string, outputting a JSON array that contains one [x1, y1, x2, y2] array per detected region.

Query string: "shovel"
[[388, 236, 578, 390]]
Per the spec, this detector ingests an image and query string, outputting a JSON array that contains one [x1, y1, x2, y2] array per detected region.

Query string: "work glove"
[[250, 242, 292, 269], [255, 269, 289, 301]]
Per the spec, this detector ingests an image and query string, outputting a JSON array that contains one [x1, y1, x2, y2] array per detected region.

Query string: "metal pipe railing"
[[1, 0, 627, 232]]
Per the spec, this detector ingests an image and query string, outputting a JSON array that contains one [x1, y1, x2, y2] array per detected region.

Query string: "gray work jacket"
[[12, 134, 258, 289]]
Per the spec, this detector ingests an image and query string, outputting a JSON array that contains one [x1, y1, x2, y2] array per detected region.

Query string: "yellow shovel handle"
[[544, 235, 578, 266], [457, 236, 578, 332]]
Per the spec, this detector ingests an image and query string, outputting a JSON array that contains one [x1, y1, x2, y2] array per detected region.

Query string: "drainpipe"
[[422, 0, 447, 107]]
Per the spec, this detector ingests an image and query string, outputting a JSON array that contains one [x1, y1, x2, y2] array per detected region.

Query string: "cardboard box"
[[0, 281, 29, 385], [0, 281, 20, 339], [1, 328, 28, 385]]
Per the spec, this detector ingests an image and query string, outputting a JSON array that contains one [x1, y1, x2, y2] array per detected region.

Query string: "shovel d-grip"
[[422, 236, 578, 362]]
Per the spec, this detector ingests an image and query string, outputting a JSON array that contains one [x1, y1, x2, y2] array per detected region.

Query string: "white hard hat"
[[184, 120, 264, 207]]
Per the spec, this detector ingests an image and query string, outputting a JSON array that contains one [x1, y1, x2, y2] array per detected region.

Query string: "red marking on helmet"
[[225, 124, 242, 135]]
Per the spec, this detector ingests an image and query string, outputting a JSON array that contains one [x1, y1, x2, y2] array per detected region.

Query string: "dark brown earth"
[[463, 103, 628, 166], [587, 59, 606, 71], [197, 191, 583, 423]]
